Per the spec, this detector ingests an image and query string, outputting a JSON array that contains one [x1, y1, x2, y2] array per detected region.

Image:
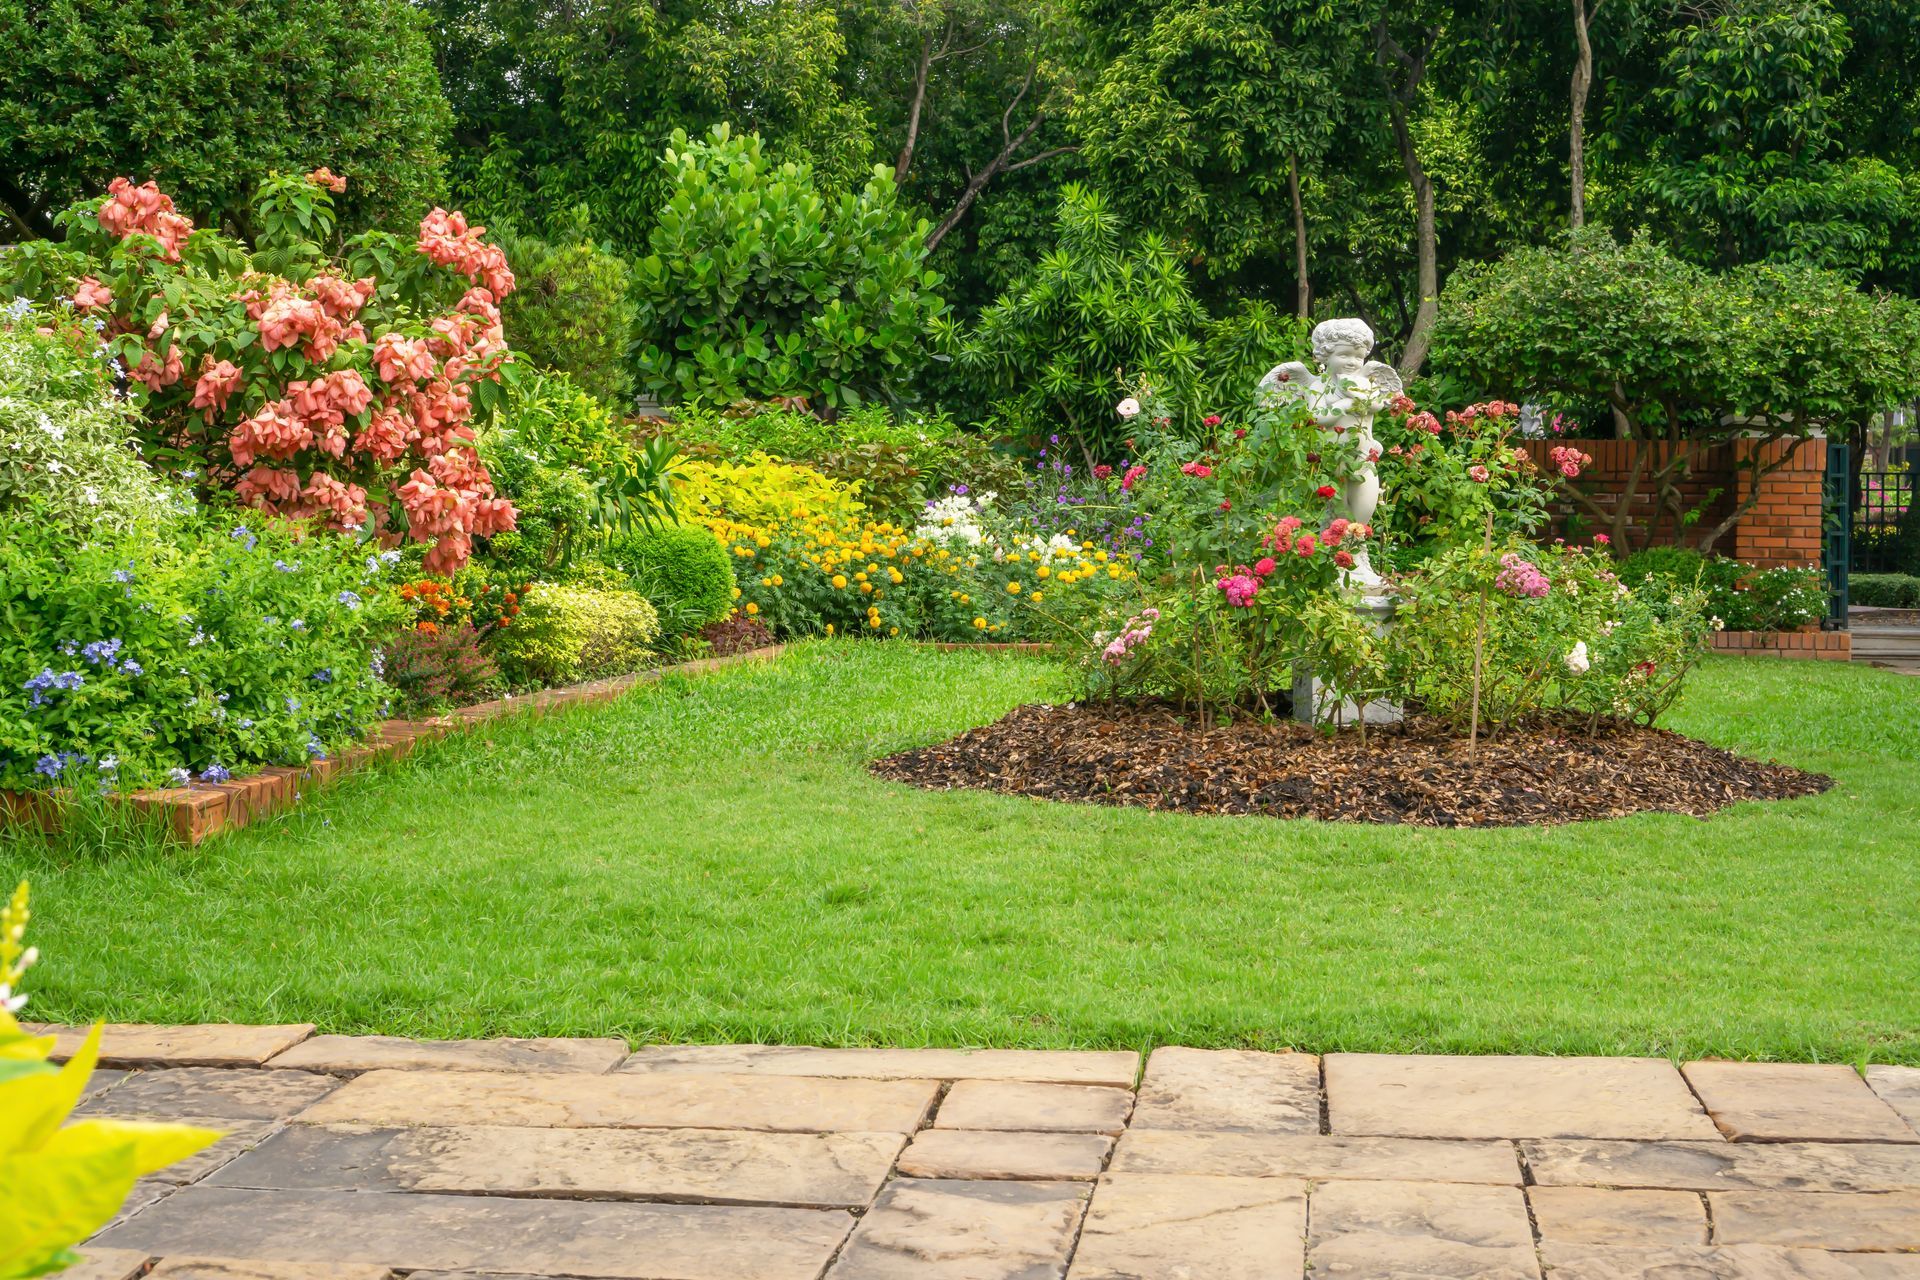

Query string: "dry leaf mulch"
[[870, 700, 1833, 828]]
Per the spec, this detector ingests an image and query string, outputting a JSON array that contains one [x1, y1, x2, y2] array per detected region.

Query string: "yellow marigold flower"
[[731, 586, 742, 599], [1036, 565, 1051, 579], [1096, 549, 1110, 562], [888, 568, 903, 584], [861, 582, 873, 593], [1029, 591, 1044, 603], [744, 602, 759, 615], [1108, 565, 1122, 578], [973, 616, 987, 629], [960, 593, 971, 603], [866, 562, 878, 573], [855, 571, 869, 582], [1006, 581, 1021, 594], [832, 574, 848, 589], [771, 575, 783, 586], [826, 623, 835, 635], [760, 577, 771, 587]]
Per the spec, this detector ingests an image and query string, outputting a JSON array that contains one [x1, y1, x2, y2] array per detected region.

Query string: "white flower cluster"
[[915, 490, 996, 547]]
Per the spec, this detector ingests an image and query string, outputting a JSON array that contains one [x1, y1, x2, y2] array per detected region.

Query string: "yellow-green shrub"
[[1, 882, 222, 1280], [673, 454, 863, 537], [489, 584, 660, 687]]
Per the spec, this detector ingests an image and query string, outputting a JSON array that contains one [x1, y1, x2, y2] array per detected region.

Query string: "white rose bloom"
[[1116, 397, 1141, 419], [1565, 641, 1591, 675]]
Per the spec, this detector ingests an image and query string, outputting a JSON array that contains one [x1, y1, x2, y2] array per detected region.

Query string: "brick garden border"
[[1711, 628, 1851, 661], [0, 645, 785, 846]]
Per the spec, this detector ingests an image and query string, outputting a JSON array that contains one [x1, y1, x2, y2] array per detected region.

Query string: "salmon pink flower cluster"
[[1494, 552, 1552, 598], [1446, 400, 1521, 429], [417, 209, 515, 297], [97, 178, 195, 260], [1099, 608, 1158, 664], [1548, 445, 1592, 479], [66, 176, 520, 573], [1120, 464, 1147, 491], [1180, 460, 1214, 478]]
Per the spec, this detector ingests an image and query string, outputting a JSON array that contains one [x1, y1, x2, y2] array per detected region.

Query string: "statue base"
[[1291, 594, 1404, 727]]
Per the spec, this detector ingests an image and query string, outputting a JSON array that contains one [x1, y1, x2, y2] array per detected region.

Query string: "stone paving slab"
[[1539, 1243, 1920, 1279], [935, 1079, 1134, 1134], [1710, 1189, 1920, 1250], [825, 1178, 1089, 1280], [146, 1260, 394, 1280], [81, 1069, 133, 1101], [295, 1067, 939, 1133], [1526, 1185, 1708, 1245], [28, 1023, 315, 1068], [94, 1186, 853, 1280], [89, 1115, 273, 1185], [268, 1034, 629, 1076], [61, 1249, 151, 1280], [620, 1044, 1139, 1087], [1305, 1179, 1539, 1279], [77, 1067, 341, 1120], [1108, 1129, 1524, 1183], [1868, 1067, 1920, 1134], [1683, 1062, 1919, 1143], [1129, 1046, 1320, 1134], [1067, 1174, 1307, 1280], [206, 1122, 905, 1209], [1524, 1138, 1920, 1193], [1326, 1053, 1720, 1140], [897, 1129, 1112, 1180]]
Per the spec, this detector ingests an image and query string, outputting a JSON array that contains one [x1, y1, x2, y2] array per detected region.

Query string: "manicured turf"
[[7, 643, 1919, 1062]]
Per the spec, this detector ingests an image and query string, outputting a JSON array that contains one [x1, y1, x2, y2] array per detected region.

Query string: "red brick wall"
[[1520, 437, 1825, 568], [1712, 628, 1851, 660]]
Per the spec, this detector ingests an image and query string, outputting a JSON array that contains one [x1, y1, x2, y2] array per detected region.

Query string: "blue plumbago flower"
[[285, 696, 301, 713], [363, 554, 384, 577], [310, 668, 333, 684], [179, 468, 198, 480], [97, 755, 118, 773], [216, 691, 229, 703], [121, 660, 143, 676], [289, 619, 306, 631], [273, 559, 298, 574], [337, 590, 362, 609], [81, 638, 122, 665], [33, 754, 65, 779], [236, 718, 254, 729], [262, 616, 278, 626], [111, 567, 135, 583], [200, 763, 232, 783], [370, 651, 386, 677], [4, 296, 31, 322], [230, 525, 258, 551], [380, 549, 402, 566], [58, 640, 77, 656], [168, 767, 192, 786], [305, 737, 327, 759], [188, 629, 208, 646]]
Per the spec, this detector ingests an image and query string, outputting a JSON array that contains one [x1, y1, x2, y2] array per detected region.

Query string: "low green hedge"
[[1851, 573, 1920, 608]]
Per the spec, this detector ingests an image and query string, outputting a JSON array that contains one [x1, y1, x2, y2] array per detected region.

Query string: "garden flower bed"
[[872, 699, 1832, 827]]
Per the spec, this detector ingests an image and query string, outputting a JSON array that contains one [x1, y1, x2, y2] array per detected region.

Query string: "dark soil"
[[871, 701, 1833, 827], [700, 615, 777, 657]]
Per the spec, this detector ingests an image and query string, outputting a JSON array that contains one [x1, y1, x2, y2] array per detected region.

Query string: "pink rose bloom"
[[1254, 557, 1276, 576], [1294, 533, 1317, 556], [1120, 464, 1148, 491], [1469, 465, 1491, 483], [71, 276, 114, 312], [1215, 573, 1260, 607], [190, 359, 243, 414], [1180, 461, 1214, 478], [1092, 464, 1113, 480], [1334, 550, 1355, 569]]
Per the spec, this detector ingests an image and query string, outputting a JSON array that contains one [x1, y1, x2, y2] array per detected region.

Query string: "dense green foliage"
[[489, 583, 661, 687], [498, 228, 639, 406], [1850, 573, 1920, 608], [1618, 547, 1830, 631], [633, 126, 947, 410], [0, 0, 450, 236]]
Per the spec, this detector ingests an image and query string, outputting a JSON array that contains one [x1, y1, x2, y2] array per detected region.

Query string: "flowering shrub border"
[[0, 645, 783, 845]]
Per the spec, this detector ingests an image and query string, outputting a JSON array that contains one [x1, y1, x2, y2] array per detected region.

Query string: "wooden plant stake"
[[1467, 510, 1494, 761]]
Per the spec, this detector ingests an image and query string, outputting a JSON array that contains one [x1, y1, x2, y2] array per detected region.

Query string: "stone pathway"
[[36, 1023, 1920, 1279]]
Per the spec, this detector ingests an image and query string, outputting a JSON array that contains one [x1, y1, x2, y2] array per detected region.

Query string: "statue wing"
[[1361, 360, 1404, 400], [1258, 361, 1316, 400]]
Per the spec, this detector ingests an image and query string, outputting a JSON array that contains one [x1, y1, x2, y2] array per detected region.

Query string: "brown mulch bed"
[[870, 701, 1833, 828]]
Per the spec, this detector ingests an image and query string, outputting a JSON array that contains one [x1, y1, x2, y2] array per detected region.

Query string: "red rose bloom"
[[1315, 484, 1336, 499]]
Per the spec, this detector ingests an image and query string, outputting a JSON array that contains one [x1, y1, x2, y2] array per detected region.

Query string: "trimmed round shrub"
[[1851, 573, 1920, 608], [606, 523, 736, 632]]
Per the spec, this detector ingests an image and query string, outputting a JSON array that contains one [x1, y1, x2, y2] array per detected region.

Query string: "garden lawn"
[[8, 642, 1920, 1063]]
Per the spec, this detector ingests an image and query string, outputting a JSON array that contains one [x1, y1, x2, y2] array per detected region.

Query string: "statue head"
[[1311, 318, 1375, 375]]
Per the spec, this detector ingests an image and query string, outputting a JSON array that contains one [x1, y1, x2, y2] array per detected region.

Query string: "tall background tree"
[[0, 0, 451, 237]]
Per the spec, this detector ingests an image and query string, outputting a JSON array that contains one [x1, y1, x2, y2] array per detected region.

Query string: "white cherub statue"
[[1257, 317, 1401, 591]]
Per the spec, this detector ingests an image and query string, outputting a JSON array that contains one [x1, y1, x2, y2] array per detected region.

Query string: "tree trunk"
[[1569, 0, 1597, 229], [1375, 21, 1440, 378], [1289, 154, 1311, 319], [895, 30, 938, 185], [0, 173, 55, 240]]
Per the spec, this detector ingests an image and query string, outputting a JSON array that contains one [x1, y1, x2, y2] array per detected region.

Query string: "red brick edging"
[[0, 645, 786, 845], [1711, 628, 1850, 661]]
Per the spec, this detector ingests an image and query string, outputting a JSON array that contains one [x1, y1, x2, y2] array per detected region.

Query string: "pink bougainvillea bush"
[[4, 171, 518, 573]]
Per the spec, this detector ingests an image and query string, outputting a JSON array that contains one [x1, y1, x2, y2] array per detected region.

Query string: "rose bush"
[[2, 171, 519, 574]]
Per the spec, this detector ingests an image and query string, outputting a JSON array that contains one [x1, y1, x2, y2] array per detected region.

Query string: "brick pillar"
[[1729, 437, 1825, 569]]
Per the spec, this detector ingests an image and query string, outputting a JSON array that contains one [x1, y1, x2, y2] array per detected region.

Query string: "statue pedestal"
[[1291, 594, 1404, 727]]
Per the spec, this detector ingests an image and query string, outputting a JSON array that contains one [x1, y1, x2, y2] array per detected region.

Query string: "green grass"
[[7, 643, 1920, 1062]]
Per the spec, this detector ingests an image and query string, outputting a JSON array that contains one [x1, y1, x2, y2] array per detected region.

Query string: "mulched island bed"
[[871, 700, 1833, 827]]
